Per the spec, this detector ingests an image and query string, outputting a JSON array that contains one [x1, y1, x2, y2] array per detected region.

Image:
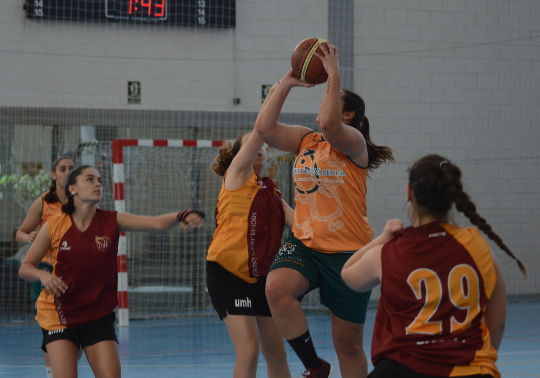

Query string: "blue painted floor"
[[0, 302, 538, 377]]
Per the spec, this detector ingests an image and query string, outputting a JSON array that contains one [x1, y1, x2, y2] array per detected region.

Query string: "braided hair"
[[409, 154, 526, 276]]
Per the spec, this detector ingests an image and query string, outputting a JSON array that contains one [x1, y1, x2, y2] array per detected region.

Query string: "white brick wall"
[[353, 0, 540, 293]]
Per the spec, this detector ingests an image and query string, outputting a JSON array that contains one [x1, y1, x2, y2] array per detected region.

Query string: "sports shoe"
[[302, 358, 332, 377]]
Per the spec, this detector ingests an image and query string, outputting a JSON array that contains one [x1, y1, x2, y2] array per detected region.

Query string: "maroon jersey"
[[36, 209, 119, 330], [207, 173, 285, 283], [371, 221, 499, 377]]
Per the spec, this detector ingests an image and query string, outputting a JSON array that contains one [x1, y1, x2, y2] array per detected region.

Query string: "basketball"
[[291, 37, 329, 85]]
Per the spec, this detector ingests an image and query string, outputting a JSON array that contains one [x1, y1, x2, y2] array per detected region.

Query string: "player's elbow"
[[18, 263, 31, 282], [317, 116, 334, 132], [489, 320, 505, 350], [254, 120, 273, 140]]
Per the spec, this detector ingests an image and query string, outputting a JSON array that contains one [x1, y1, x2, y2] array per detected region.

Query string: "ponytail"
[[44, 155, 75, 204], [43, 180, 58, 204], [61, 191, 76, 215], [448, 175, 527, 276], [341, 90, 394, 170]]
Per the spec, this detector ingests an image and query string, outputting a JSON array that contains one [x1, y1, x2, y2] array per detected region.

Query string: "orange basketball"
[[291, 37, 329, 85]]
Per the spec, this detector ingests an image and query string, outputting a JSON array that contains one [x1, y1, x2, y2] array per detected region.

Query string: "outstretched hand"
[[180, 212, 204, 230]]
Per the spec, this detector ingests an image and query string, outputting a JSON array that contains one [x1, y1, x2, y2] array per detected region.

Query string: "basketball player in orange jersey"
[[19, 165, 204, 378], [206, 83, 293, 378], [16, 155, 75, 378], [255, 42, 394, 378], [342, 154, 526, 378]]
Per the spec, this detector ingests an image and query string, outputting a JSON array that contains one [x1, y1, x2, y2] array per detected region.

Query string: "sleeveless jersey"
[[38, 194, 63, 265], [36, 209, 119, 330], [371, 221, 499, 377], [40, 194, 62, 227], [292, 132, 372, 252], [206, 173, 285, 283]]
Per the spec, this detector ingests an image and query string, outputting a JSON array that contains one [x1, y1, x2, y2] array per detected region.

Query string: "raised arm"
[[16, 196, 43, 244], [484, 260, 507, 350], [314, 43, 368, 166], [254, 72, 313, 153], [19, 223, 68, 296], [117, 210, 204, 232], [224, 84, 281, 190]]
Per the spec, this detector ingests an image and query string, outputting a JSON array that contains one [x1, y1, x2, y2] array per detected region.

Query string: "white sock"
[[45, 366, 53, 378]]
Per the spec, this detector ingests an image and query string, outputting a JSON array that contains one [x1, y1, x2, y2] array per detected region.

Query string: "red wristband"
[[176, 210, 193, 223], [176, 209, 206, 223]]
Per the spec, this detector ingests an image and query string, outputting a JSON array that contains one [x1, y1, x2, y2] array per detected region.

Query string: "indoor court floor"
[[0, 302, 538, 377]]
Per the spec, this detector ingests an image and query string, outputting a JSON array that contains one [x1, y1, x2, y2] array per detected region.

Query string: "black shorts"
[[369, 357, 495, 378], [41, 312, 117, 352], [206, 261, 271, 320]]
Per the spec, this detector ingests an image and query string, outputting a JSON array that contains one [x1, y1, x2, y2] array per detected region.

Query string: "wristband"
[[176, 209, 206, 223]]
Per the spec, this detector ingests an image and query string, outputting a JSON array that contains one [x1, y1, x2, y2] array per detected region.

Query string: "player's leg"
[[331, 314, 367, 378], [34, 262, 54, 377], [265, 236, 315, 338], [224, 314, 260, 378], [207, 261, 263, 377], [45, 340, 79, 378], [317, 252, 371, 378], [256, 316, 291, 378], [80, 312, 120, 378], [266, 236, 327, 374], [265, 266, 310, 337], [84, 341, 120, 378]]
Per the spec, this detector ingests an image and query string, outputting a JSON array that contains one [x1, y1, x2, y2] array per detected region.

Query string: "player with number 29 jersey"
[[372, 221, 498, 377]]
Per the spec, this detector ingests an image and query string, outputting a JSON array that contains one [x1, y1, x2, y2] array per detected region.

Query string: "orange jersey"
[[372, 222, 499, 377], [40, 194, 62, 227], [207, 173, 285, 283], [292, 132, 372, 252], [36, 209, 119, 330], [39, 194, 63, 265]]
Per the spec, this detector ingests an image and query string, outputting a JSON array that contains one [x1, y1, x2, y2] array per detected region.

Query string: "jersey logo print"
[[60, 240, 71, 251], [95, 236, 112, 252], [294, 149, 319, 195], [293, 147, 346, 235]]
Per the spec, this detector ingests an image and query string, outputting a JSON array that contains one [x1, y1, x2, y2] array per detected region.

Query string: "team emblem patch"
[[95, 236, 111, 252]]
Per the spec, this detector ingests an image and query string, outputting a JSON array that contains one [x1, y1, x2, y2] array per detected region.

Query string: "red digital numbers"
[[137, 0, 150, 15], [127, 0, 166, 17], [154, 0, 165, 17]]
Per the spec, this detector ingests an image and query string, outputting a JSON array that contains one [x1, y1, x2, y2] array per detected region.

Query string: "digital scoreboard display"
[[24, 0, 236, 27]]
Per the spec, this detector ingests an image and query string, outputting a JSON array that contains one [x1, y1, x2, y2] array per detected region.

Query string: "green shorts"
[[270, 234, 371, 324], [31, 262, 53, 308]]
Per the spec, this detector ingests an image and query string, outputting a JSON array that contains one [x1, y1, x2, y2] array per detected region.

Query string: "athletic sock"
[[287, 330, 321, 369]]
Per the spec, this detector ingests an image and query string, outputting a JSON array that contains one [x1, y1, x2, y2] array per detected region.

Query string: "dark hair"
[[342, 89, 394, 170], [43, 156, 75, 204], [211, 135, 245, 176], [61, 165, 92, 215], [409, 154, 526, 275]]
